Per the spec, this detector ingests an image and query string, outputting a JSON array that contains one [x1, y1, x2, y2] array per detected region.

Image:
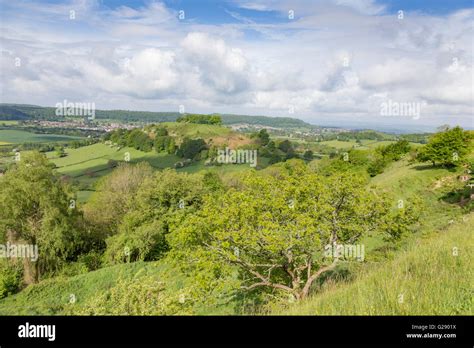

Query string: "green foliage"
[[367, 140, 411, 177], [367, 155, 389, 177], [177, 114, 222, 125], [0, 152, 82, 283], [279, 213, 474, 315], [84, 162, 154, 239], [176, 138, 207, 159], [57, 262, 89, 278], [104, 169, 209, 264], [277, 139, 293, 153], [255, 129, 270, 146], [126, 129, 153, 152], [202, 171, 225, 192], [154, 135, 173, 153], [417, 127, 472, 166], [382, 198, 422, 241], [77, 250, 103, 272], [155, 127, 168, 136], [108, 128, 155, 152], [346, 149, 370, 166], [0, 261, 23, 299], [303, 150, 313, 160], [55, 146, 66, 158], [70, 276, 192, 315], [378, 140, 411, 161], [167, 137, 176, 154], [109, 128, 130, 146], [169, 164, 412, 301]]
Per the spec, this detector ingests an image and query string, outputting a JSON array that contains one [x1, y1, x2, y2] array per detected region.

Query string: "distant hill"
[[0, 104, 312, 128], [219, 113, 311, 128], [0, 105, 32, 120]]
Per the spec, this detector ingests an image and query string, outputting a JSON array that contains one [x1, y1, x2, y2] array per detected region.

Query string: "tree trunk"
[[6, 230, 38, 285], [22, 258, 38, 285]]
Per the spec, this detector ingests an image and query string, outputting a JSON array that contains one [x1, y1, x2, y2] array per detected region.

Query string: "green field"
[[0, 129, 82, 144], [48, 142, 261, 202], [0, 120, 19, 126], [320, 139, 359, 149], [320, 139, 422, 150], [48, 144, 179, 200]]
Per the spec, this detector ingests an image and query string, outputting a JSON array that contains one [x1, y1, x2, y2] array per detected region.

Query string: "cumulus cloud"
[[0, 0, 472, 128], [181, 32, 251, 94]]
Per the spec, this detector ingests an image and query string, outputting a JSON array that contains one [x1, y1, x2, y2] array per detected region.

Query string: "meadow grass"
[[161, 122, 232, 138], [0, 120, 19, 126], [49, 143, 264, 200], [277, 213, 473, 315], [0, 129, 82, 144], [320, 139, 421, 150], [0, 262, 170, 315], [320, 140, 358, 149]]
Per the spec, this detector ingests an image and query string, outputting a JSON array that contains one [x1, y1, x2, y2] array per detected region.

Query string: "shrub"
[[70, 276, 192, 315], [0, 262, 23, 299]]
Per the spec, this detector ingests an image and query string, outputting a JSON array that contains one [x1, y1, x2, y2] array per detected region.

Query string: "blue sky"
[[1, 0, 473, 130], [27, 0, 474, 23], [98, 0, 474, 16], [104, 0, 474, 21]]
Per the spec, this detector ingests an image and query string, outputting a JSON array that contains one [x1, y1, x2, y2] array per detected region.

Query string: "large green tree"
[[104, 169, 212, 264], [83, 162, 154, 240], [177, 138, 207, 159], [0, 152, 80, 283], [169, 163, 417, 301], [417, 126, 472, 166]]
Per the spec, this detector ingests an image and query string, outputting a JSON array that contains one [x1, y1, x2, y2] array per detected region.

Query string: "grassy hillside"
[[160, 122, 253, 149], [48, 131, 261, 202], [161, 122, 232, 138], [0, 262, 173, 315], [0, 132, 470, 316], [274, 158, 473, 315], [277, 212, 473, 315], [46, 143, 179, 202], [0, 260, 236, 315]]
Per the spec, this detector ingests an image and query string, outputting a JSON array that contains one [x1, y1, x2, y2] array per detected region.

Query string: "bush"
[[303, 150, 313, 160], [367, 156, 389, 177], [0, 262, 23, 299], [58, 262, 89, 277], [70, 276, 192, 315], [77, 251, 103, 272], [177, 138, 207, 159], [177, 114, 222, 125]]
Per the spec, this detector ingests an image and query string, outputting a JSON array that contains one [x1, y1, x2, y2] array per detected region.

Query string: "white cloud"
[[0, 0, 472, 129]]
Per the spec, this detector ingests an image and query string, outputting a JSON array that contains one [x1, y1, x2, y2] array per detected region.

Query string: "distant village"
[[24, 119, 138, 133]]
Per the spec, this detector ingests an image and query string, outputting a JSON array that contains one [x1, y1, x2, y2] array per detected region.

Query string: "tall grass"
[[277, 213, 473, 315]]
